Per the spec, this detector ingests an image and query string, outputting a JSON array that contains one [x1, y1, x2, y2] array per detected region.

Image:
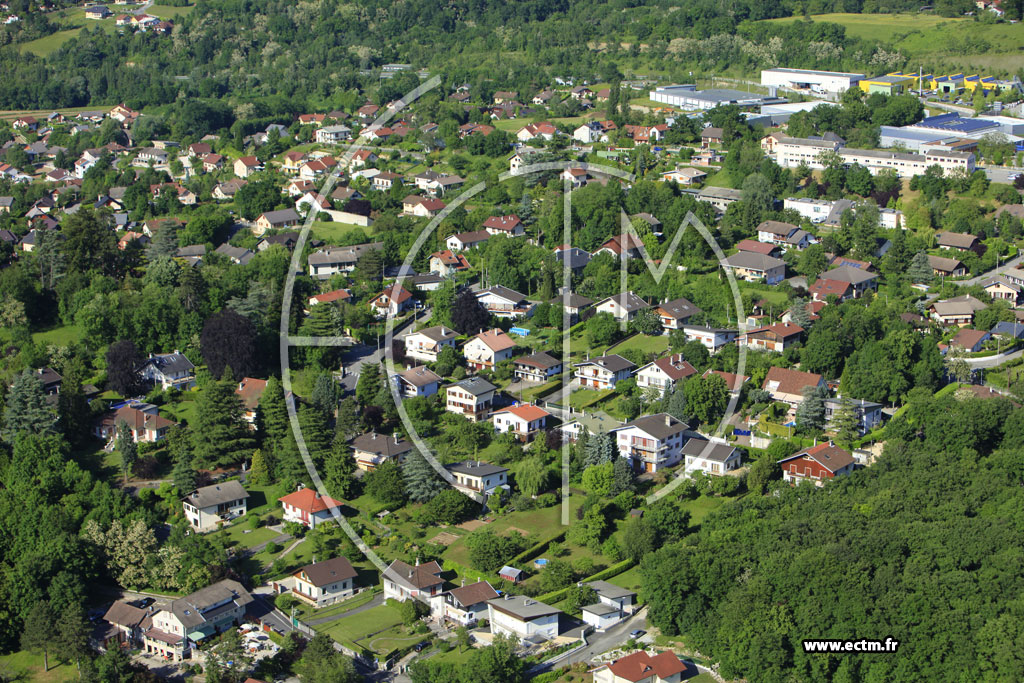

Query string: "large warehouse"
[[649, 85, 785, 110], [760, 68, 865, 98]]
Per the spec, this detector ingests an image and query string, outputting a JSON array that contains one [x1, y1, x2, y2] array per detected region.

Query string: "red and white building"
[[574, 354, 635, 390], [278, 486, 344, 528], [610, 413, 690, 473], [490, 404, 551, 441], [635, 354, 697, 391], [778, 442, 856, 486], [368, 284, 413, 318], [739, 322, 804, 353], [593, 650, 689, 683], [483, 215, 524, 237], [464, 328, 517, 371]]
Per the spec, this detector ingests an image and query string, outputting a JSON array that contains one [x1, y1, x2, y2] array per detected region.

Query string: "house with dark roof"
[[383, 559, 444, 603], [350, 432, 413, 471], [929, 295, 988, 327], [475, 286, 534, 319], [981, 275, 1022, 305], [756, 220, 814, 250], [137, 351, 196, 390], [574, 354, 636, 390], [431, 580, 499, 626], [254, 208, 301, 235], [635, 354, 697, 391], [656, 297, 702, 331], [811, 265, 879, 302], [396, 366, 442, 398], [779, 442, 855, 486], [929, 255, 966, 278], [935, 231, 982, 254], [735, 239, 782, 258], [722, 251, 787, 285], [182, 481, 249, 532], [681, 438, 742, 475], [947, 328, 990, 353], [307, 242, 384, 278], [486, 595, 562, 642], [446, 377, 498, 422], [445, 461, 509, 497], [739, 322, 804, 353], [446, 229, 490, 251], [142, 580, 253, 661], [593, 291, 650, 323], [403, 325, 458, 362], [610, 413, 691, 472], [824, 397, 882, 435], [514, 351, 563, 383], [291, 556, 359, 608]]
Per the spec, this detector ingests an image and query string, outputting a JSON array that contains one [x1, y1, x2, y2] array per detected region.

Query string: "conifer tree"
[[325, 443, 358, 499], [583, 431, 614, 468], [116, 421, 137, 484], [2, 370, 56, 442], [260, 376, 290, 448], [192, 369, 255, 469], [831, 395, 861, 446], [248, 448, 270, 486], [402, 450, 445, 502]]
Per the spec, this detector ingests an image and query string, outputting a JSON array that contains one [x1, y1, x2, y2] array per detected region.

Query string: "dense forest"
[[0, 0, 1005, 110], [640, 388, 1024, 682]]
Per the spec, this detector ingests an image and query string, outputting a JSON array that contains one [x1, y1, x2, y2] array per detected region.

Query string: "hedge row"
[[535, 558, 636, 604], [508, 531, 567, 568]]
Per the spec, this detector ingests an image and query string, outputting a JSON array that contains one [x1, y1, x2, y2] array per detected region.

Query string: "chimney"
[[461, 578, 466, 587], [665, 414, 672, 427], [312, 555, 316, 565], [394, 433, 399, 444]]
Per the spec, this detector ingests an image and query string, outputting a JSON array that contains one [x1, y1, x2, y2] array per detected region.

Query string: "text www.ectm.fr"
[[803, 638, 900, 653]]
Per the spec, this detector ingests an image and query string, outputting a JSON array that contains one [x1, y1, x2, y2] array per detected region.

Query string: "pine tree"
[[56, 606, 90, 674], [584, 431, 614, 468], [355, 363, 382, 407], [335, 397, 361, 441], [248, 448, 270, 486], [907, 250, 934, 285], [116, 421, 137, 484], [789, 297, 812, 328], [192, 370, 256, 469], [298, 403, 332, 465], [311, 372, 340, 417], [2, 370, 56, 442], [146, 222, 179, 261], [795, 385, 827, 434], [611, 457, 635, 495], [57, 359, 92, 448], [325, 443, 358, 499], [21, 602, 54, 672], [171, 438, 197, 492], [260, 376, 290, 448], [402, 450, 445, 502], [275, 435, 308, 488], [666, 384, 687, 422], [831, 395, 861, 446]]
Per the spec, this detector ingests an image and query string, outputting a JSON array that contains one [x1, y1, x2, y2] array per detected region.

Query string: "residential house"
[[213, 179, 247, 200], [403, 325, 458, 363], [347, 149, 378, 170], [722, 252, 787, 285], [779, 442, 856, 486], [610, 413, 690, 473], [254, 209, 301, 235], [935, 231, 982, 254], [483, 215, 524, 237], [138, 351, 196, 390], [592, 650, 689, 683], [383, 560, 444, 603], [679, 325, 737, 354], [595, 233, 645, 260], [581, 580, 637, 631], [635, 354, 697, 391], [562, 167, 589, 188], [30, 366, 62, 395], [446, 377, 498, 422], [992, 321, 1024, 340], [824, 398, 882, 435], [948, 327, 990, 353], [702, 126, 725, 146], [762, 366, 826, 408], [350, 432, 413, 471], [811, 266, 879, 301], [447, 230, 490, 251], [475, 286, 535, 319], [141, 580, 253, 661], [235, 377, 267, 426], [491, 404, 550, 441], [981, 276, 1022, 305], [486, 595, 562, 642], [739, 322, 804, 353], [445, 461, 510, 497], [756, 220, 814, 251], [368, 283, 413, 318], [429, 249, 471, 276], [930, 295, 988, 326], [182, 481, 249, 532], [551, 292, 594, 322], [314, 125, 352, 144], [402, 195, 446, 218], [696, 186, 743, 212], [215, 244, 254, 265], [134, 147, 169, 166], [93, 403, 176, 444], [291, 557, 358, 608], [735, 240, 783, 258], [660, 166, 707, 185], [233, 156, 262, 178], [201, 154, 224, 173], [396, 366, 442, 398], [929, 255, 966, 278], [514, 351, 563, 383], [554, 245, 592, 273], [372, 171, 402, 192], [278, 486, 343, 528], [102, 601, 148, 648], [681, 438, 742, 475], [516, 122, 559, 142], [432, 581, 500, 627], [464, 328, 517, 371], [593, 291, 650, 323], [656, 298, 702, 331], [307, 289, 351, 307], [574, 354, 636, 390], [307, 242, 384, 278], [85, 5, 111, 19]]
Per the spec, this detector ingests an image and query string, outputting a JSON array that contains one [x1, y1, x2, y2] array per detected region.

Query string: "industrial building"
[[858, 72, 925, 96], [879, 113, 1024, 151], [758, 100, 838, 126], [649, 84, 785, 110], [774, 136, 975, 178], [760, 68, 864, 99]]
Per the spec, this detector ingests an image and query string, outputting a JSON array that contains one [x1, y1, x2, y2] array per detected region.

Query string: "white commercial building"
[[775, 137, 975, 178], [760, 68, 864, 98], [649, 85, 785, 110]]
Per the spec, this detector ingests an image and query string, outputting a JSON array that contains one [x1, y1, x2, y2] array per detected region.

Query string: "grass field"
[[608, 334, 669, 357], [319, 602, 405, 652], [31, 324, 81, 347], [312, 220, 374, 244], [761, 13, 1024, 71], [0, 650, 80, 682], [148, 4, 194, 19]]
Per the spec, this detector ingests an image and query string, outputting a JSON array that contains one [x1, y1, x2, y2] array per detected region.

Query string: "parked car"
[[630, 629, 646, 638]]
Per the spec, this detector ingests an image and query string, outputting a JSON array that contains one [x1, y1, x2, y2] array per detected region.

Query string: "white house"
[[581, 580, 637, 631], [291, 557, 358, 608], [368, 283, 413, 318], [382, 559, 444, 603], [396, 366, 442, 397], [824, 397, 882, 435], [446, 230, 490, 251], [483, 215, 524, 237], [656, 298, 702, 331], [181, 481, 249, 532], [610, 413, 690, 473], [679, 325, 737, 354], [350, 432, 413, 471], [137, 351, 196, 390], [446, 377, 498, 422], [681, 438, 742, 475], [431, 581, 499, 627], [592, 650, 689, 683], [278, 486, 344, 528], [475, 286, 535, 319], [635, 354, 697, 392], [593, 291, 650, 323], [464, 328, 517, 371], [141, 580, 252, 662], [486, 595, 562, 642], [445, 461, 510, 497], [403, 325, 458, 363], [490, 404, 551, 441], [514, 351, 563, 383], [574, 355, 635, 390]]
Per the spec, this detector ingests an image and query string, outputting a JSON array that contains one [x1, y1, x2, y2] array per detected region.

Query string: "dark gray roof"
[[184, 481, 249, 509], [658, 297, 701, 320], [723, 252, 786, 271], [549, 292, 593, 309], [408, 325, 457, 342], [575, 354, 635, 372], [612, 413, 688, 440], [478, 285, 528, 304], [139, 352, 195, 376], [599, 291, 650, 313], [680, 438, 738, 463], [582, 602, 619, 616], [486, 595, 560, 620], [819, 265, 879, 285], [516, 351, 561, 369], [449, 377, 498, 396], [214, 243, 255, 264], [260, 208, 301, 225], [992, 321, 1024, 339], [297, 556, 357, 587], [307, 242, 384, 266], [447, 461, 508, 477], [168, 580, 253, 630], [176, 245, 206, 258], [350, 432, 412, 457], [586, 580, 636, 600]]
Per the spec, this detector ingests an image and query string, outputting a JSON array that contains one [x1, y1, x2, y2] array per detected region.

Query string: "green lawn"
[[762, 12, 960, 41], [680, 495, 728, 526], [568, 388, 614, 410], [609, 334, 668, 357], [704, 168, 738, 189], [292, 586, 379, 621], [161, 399, 198, 426], [0, 650, 80, 682], [319, 602, 405, 652], [312, 220, 374, 244], [31, 324, 81, 347], [219, 524, 279, 550], [608, 565, 643, 592], [148, 4, 195, 19]]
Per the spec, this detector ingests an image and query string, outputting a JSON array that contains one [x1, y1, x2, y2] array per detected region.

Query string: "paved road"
[[981, 166, 1022, 185], [960, 254, 1024, 287], [339, 308, 431, 393], [306, 593, 385, 626], [966, 348, 1024, 368]]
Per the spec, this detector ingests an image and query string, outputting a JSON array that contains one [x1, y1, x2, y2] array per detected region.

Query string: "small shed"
[[498, 565, 523, 583]]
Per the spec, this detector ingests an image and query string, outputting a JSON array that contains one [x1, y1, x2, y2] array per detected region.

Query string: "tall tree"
[[324, 443, 358, 499], [105, 340, 142, 397], [403, 450, 445, 502], [451, 288, 490, 334], [2, 369, 56, 442], [795, 385, 828, 433], [364, 460, 406, 507], [56, 606, 90, 674], [311, 372, 340, 417], [146, 222, 179, 261], [21, 601, 55, 672], [355, 363, 382, 407], [201, 308, 257, 379], [60, 208, 118, 276], [831, 395, 861, 446], [248, 448, 270, 486], [191, 370, 256, 469], [57, 359, 93, 448], [260, 376, 290, 448], [907, 250, 934, 285], [116, 421, 137, 484], [584, 431, 614, 467]]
